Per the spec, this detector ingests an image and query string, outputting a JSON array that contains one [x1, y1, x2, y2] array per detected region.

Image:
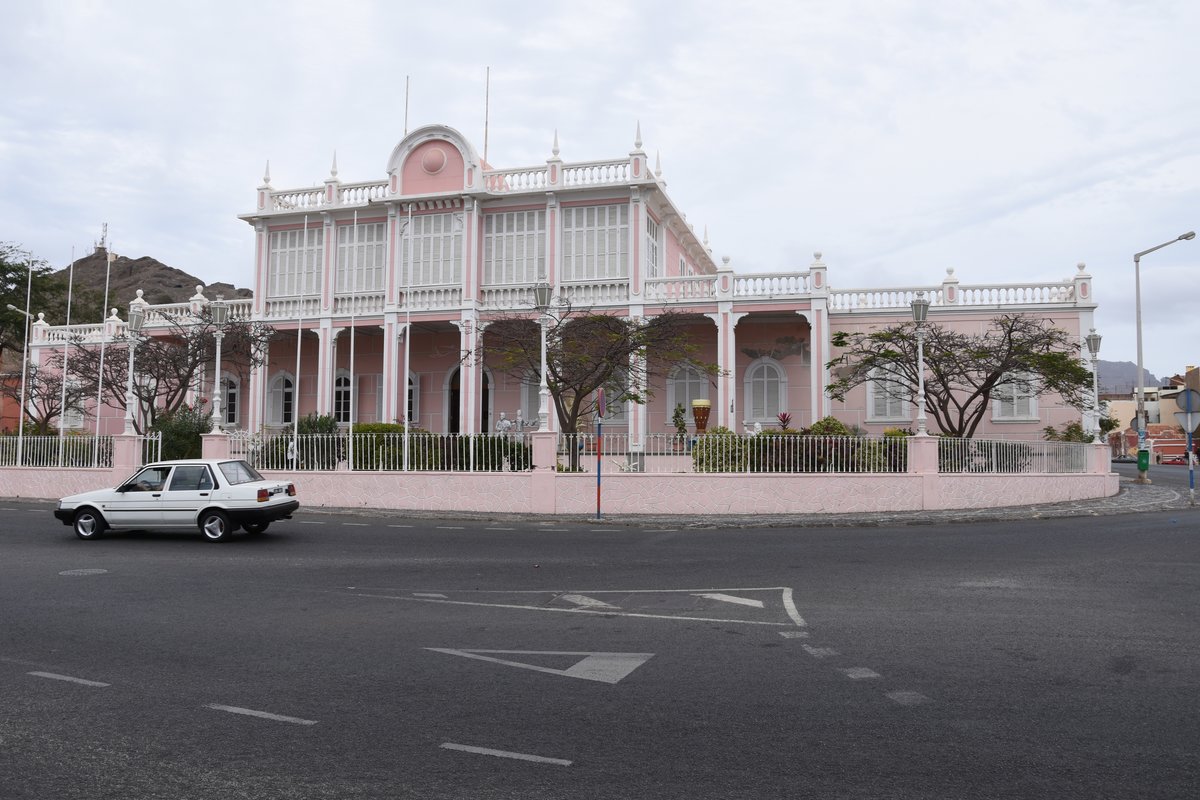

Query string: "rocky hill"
[[53, 247, 251, 310], [1097, 360, 1159, 395]]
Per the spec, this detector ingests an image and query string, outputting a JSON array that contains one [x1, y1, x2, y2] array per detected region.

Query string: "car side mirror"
[[116, 484, 132, 493]]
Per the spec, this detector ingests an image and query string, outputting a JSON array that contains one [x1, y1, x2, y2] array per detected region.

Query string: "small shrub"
[[691, 426, 747, 473], [152, 403, 213, 460]]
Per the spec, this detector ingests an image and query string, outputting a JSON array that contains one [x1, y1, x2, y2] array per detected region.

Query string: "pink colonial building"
[[31, 123, 1098, 439]]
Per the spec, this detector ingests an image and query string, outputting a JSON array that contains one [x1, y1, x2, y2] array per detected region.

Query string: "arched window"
[[222, 372, 240, 429], [867, 368, 910, 422], [743, 358, 787, 424], [334, 371, 352, 424], [267, 374, 294, 426], [667, 365, 709, 424], [406, 375, 419, 427]]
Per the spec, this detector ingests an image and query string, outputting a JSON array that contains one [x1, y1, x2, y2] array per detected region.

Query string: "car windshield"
[[218, 460, 265, 485]]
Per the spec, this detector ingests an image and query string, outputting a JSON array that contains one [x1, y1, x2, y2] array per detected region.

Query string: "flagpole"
[[292, 215, 307, 459], [57, 246, 76, 465], [93, 235, 114, 467], [348, 209, 358, 469], [403, 203, 412, 471], [14, 254, 33, 467]]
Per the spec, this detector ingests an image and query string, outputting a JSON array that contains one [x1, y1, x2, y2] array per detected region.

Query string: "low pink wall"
[[0, 466, 128, 500]]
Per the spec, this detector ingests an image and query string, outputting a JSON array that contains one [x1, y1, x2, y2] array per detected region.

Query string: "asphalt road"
[[1, 499, 1197, 799]]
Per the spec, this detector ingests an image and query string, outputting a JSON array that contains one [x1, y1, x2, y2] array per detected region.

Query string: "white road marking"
[[59, 569, 108, 576], [647, 529, 679, 532], [558, 594, 618, 609], [886, 691, 931, 706], [802, 646, 839, 659], [436, 526, 465, 530], [388, 524, 412, 528], [488, 527, 515, 531], [839, 667, 881, 680], [203, 704, 317, 725], [440, 742, 572, 766], [28, 671, 109, 687], [362, 594, 790, 626], [590, 528, 619, 532], [778, 631, 810, 639], [412, 592, 447, 598], [342, 523, 368, 527], [781, 587, 807, 627], [297, 520, 324, 524], [692, 592, 764, 608], [426, 649, 653, 684], [544, 528, 568, 532]]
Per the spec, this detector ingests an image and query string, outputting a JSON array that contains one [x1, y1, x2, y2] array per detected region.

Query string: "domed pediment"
[[386, 124, 482, 196]]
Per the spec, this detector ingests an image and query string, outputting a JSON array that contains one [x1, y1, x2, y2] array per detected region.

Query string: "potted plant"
[[671, 404, 688, 451]]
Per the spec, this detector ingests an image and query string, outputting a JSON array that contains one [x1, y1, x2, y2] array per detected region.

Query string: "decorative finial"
[[1077, 262, 1086, 272], [135, 289, 144, 300], [946, 266, 955, 276], [552, 130, 560, 157], [263, 160, 271, 185], [703, 226, 709, 246], [330, 151, 338, 178], [655, 150, 662, 177], [634, 121, 642, 150], [814, 251, 822, 261], [722, 256, 731, 266]]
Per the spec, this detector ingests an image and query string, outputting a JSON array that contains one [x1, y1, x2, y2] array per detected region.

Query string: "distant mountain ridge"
[[1098, 360, 1160, 395], [53, 247, 250, 311]]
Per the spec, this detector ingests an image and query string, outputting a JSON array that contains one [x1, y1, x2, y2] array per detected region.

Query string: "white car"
[[55, 459, 299, 542]]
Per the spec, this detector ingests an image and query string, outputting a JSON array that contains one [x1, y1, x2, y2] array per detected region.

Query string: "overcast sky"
[[2, 1, 1197, 380]]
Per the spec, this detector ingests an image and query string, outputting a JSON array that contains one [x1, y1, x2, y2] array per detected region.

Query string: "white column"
[[706, 310, 745, 430]]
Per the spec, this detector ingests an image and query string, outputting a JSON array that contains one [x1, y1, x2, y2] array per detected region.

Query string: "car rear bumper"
[[226, 500, 299, 525]]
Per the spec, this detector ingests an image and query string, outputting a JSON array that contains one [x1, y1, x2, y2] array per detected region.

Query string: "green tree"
[[1, 243, 104, 365], [827, 314, 1093, 438], [480, 305, 718, 437]]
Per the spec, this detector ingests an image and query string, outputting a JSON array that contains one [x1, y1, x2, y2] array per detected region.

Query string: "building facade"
[[28, 124, 1098, 439]]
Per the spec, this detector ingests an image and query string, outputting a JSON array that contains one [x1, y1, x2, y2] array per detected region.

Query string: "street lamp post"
[[208, 296, 230, 433], [910, 291, 930, 437], [1084, 329, 1102, 443], [1133, 231, 1195, 484], [533, 282, 552, 432], [6, 302, 33, 465], [122, 303, 146, 435]]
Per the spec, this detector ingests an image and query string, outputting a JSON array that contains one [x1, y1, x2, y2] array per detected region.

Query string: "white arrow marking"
[[425, 649, 653, 684], [692, 592, 764, 608], [441, 742, 572, 766], [28, 671, 110, 688], [558, 594, 618, 609]]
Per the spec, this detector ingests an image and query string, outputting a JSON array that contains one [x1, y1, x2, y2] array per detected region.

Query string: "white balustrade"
[[44, 323, 106, 343], [333, 292, 387, 315], [271, 188, 325, 211], [482, 168, 549, 194], [142, 303, 194, 327], [264, 297, 323, 319], [480, 285, 538, 310], [733, 273, 810, 298], [955, 283, 1075, 305], [562, 159, 631, 187], [338, 181, 389, 205], [561, 281, 630, 307], [643, 276, 718, 303], [401, 286, 462, 310], [227, 298, 254, 321]]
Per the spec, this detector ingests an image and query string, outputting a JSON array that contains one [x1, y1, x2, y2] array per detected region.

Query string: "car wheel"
[[73, 508, 106, 540], [243, 522, 269, 535], [199, 509, 234, 542]]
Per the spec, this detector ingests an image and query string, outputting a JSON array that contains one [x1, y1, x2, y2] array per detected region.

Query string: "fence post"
[[529, 431, 557, 514], [202, 433, 232, 460], [111, 434, 140, 471]]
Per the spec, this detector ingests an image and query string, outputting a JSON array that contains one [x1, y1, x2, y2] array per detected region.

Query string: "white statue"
[[514, 411, 524, 431], [752, 422, 763, 435], [496, 411, 513, 433]]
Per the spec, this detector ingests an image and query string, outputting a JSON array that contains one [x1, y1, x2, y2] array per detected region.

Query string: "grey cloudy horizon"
[[2, 0, 1197, 379]]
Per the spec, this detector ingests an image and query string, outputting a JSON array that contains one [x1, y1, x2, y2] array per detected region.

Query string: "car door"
[[161, 464, 217, 526], [102, 465, 172, 528]]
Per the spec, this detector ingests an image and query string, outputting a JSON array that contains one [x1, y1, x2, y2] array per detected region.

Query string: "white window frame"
[[743, 357, 787, 424], [63, 378, 85, 429], [221, 371, 240, 429], [336, 221, 386, 295], [267, 373, 295, 426], [483, 210, 545, 285], [267, 227, 323, 298], [646, 215, 660, 279], [867, 368, 911, 423], [402, 212, 463, 288], [992, 374, 1039, 421], [406, 375, 420, 428], [333, 370, 353, 424], [562, 204, 629, 281], [667, 365, 709, 426]]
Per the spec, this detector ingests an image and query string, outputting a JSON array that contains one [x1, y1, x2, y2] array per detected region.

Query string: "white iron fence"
[[0, 434, 114, 468], [229, 431, 534, 473], [556, 433, 911, 474], [937, 438, 1089, 474]]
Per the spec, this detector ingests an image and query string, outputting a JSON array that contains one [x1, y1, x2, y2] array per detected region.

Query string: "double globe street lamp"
[[1084, 329, 1102, 444], [532, 282, 553, 432], [208, 296, 230, 433], [122, 302, 146, 434], [909, 290, 930, 436]]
